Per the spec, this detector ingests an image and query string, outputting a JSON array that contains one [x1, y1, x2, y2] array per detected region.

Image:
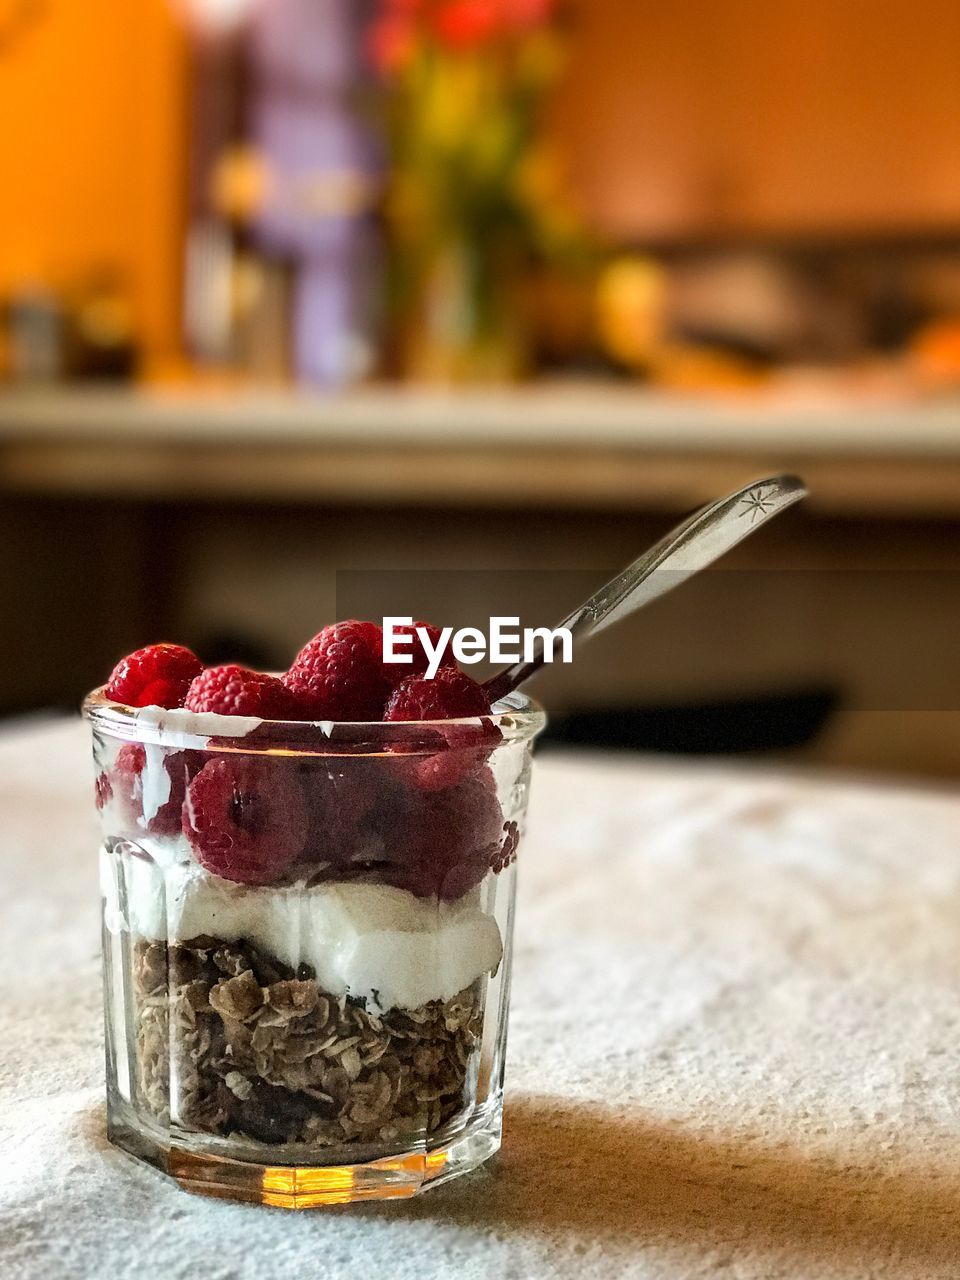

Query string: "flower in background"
[[432, 1, 501, 49], [366, 13, 418, 73], [367, 0, 558, 69], [367, 0, 582, 380], [365, 0, 427, 72]]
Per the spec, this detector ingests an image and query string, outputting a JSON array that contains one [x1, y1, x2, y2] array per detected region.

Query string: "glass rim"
[[82, 686, 546, 754]]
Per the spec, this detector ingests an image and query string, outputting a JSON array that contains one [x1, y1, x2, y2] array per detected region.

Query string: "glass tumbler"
[[83, 690, 544, 1207]]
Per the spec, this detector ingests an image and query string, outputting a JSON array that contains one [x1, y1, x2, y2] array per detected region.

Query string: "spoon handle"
[[484, 473, 807, 702]]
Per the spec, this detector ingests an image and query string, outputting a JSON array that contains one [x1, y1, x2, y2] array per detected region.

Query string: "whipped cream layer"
[[100, 849, 502, 1012]]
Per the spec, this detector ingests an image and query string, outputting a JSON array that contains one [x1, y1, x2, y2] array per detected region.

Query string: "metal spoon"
[[484, 473, 807, 702]]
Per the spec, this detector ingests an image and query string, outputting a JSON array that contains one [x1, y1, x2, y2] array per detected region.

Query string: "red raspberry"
[[387, 720, 499, 793], [153, 751, 202, 835], [384, 669, 499, 791], [283, 622, 389, 721], [405, 739, 488, 791], [298, 759, 380, 867], [491, 820, 520, 874], [183, 757, 307, 885], [114, 741, 146, 785], [382, 620, 456, 686], [106, 644, 203, 710], [373, 768, 504, 900], [184, 665, 296, 719], [95, 772, 112, 811], [110, 742, 197, 836], [383, 666, 491, 722], [349, 620, 386, 660], [109, 743, 148, 827]]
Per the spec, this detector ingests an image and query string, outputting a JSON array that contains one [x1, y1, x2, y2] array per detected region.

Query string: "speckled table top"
[[2, 717, 959, 1279]]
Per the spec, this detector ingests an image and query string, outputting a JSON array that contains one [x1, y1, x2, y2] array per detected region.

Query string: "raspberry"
[[491, 820, 520, 874], [184, 665, 296, 719], [111, 742, 197, 836], [183, 757, 307, 885], [114, 742, 146, 784], [383, 666, 492, 722], [109, 743, 147, 825], [153, 751, 201, 835], [298, 759, 380, 867], [283, 622, 389, 721], [373, 768, 504, 900], [382, 620, 456, 686], [348, 620, 386, 660], [383, 668, 498, 789], [95, 772, 112, 811], [389, 721, 500, 792], [106, 643, 203, 709]]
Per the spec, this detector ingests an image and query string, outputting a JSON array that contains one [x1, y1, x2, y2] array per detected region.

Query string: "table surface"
[[3, 718, 960, 1279]]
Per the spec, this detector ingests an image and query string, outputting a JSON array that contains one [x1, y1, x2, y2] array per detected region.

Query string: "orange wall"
[[552, 0, 960, 239], [0, 0, 188, 361]]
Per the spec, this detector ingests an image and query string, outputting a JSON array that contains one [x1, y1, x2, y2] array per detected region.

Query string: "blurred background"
[[0, 0, 957, 776]]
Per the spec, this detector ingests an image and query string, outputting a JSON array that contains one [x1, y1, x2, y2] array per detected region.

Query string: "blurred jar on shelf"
[[3, 271, 137, 385], [180, 0, 382, 388]]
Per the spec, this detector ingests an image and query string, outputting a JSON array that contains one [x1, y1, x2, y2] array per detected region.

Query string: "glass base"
[[107, 1100, 502, 1207]]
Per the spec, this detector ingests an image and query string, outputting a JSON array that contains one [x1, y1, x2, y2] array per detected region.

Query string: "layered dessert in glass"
[[84, 627, 543, 1206]]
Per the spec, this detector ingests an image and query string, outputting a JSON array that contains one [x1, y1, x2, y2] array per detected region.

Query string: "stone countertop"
[[0, 382, 958, 453], [2, 717, 960, 1278], [1, 384, 959, 515]]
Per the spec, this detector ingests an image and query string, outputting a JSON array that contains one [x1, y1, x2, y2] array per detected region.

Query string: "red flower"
[[432, 0, 501, 48], [366, 12, 418, 73], [368, 0, 554, 64]]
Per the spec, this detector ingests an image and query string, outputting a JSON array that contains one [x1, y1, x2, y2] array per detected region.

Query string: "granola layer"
[[131, 935, 485, 1147]]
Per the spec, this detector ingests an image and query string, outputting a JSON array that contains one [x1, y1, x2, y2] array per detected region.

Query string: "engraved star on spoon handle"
[[484, 473, 808, 703]]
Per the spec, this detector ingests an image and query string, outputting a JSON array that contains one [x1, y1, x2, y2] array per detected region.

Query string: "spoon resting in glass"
[[484, 473, 807, 702]]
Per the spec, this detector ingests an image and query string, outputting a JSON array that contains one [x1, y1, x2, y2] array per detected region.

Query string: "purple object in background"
[[292, 241, 379, 386], [248, 0, 381, 385]]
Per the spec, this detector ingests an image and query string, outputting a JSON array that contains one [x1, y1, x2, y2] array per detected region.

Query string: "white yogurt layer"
[[100, 850, 502, 1012], [139, 745, 173, 825]]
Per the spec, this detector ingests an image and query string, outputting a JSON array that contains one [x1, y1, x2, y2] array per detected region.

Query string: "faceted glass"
[[83, 690, 544, 1207]]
